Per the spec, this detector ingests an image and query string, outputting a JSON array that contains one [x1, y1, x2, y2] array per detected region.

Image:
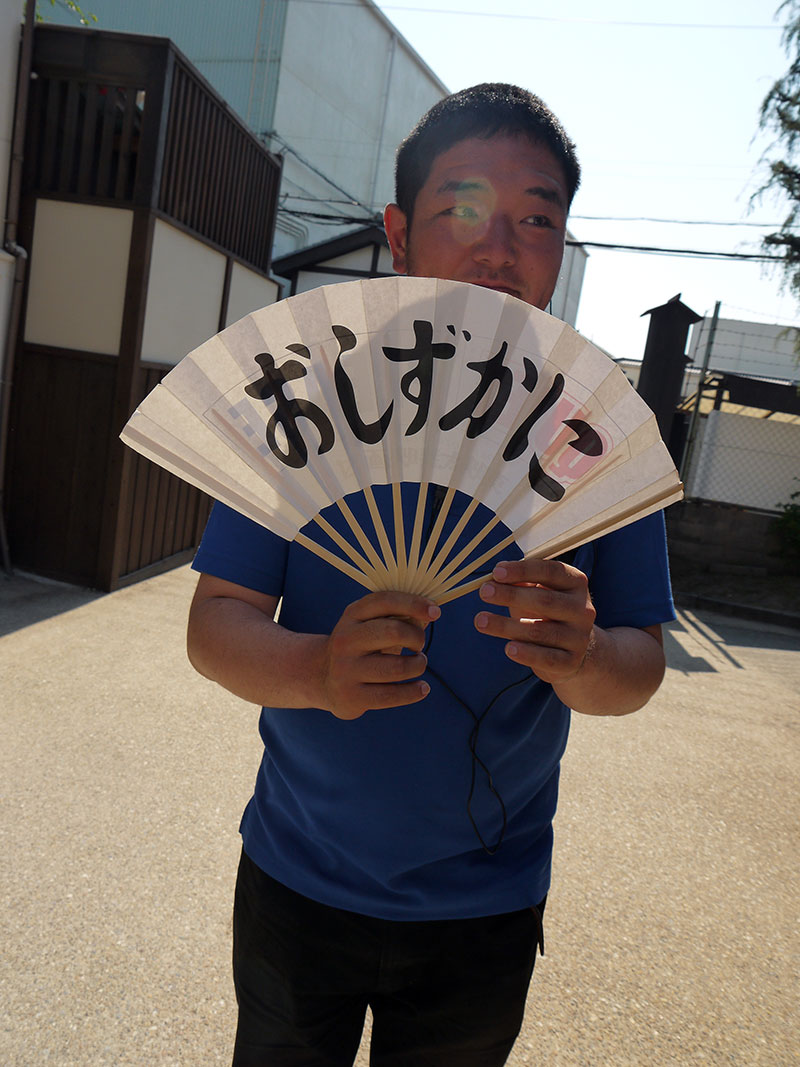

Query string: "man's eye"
[[524, 214, 554, 228], [444, 204, 479, 220]]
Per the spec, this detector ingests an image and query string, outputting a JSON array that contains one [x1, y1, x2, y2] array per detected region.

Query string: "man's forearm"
[[552, 624, 665, 716], [187, 595, 328, 708], [187, 577, 437, 719]]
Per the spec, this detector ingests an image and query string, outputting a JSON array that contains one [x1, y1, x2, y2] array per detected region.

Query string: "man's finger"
[[344, 591, 441, 625], [475, 612, 579, 652], [478, 580, 588, 624], [490, 558, 582, 591], [358, 651, 428, 683], [332, 678, 431, 719]]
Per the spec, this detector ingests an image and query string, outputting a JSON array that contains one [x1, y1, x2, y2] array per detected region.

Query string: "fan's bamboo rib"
[[392, 482, 408, 588], [309, 514, 384, 586], [417, 496, 481, 590], [517, 483, 683, 562], [425, 524, 517, 600], [364, 486, 399, 586], [434, 482, 684, 606], [421, 513, 506, 596], [407, 481, 429, 576], [334, 497, 388, 576], [417, 486, 457, 575], [295, 532, 379, 592], [435, 572, 490, 606]]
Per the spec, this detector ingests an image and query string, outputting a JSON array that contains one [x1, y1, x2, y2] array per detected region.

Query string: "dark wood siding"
[[7, 347, 116, 585], [5, 27, 280, 589], [117, 362, 212, 580], [159, 62, 280, 272], [7, 348, 211, 587]]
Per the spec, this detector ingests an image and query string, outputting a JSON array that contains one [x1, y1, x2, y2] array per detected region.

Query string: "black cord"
[[419, 483, 531, 855], [423, 621, 530, 856]]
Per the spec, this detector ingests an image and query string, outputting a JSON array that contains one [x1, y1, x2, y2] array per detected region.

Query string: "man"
[[188, 83, 674, 1066]]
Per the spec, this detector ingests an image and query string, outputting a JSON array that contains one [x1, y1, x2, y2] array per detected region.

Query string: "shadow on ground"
[[0, 572, 104, 636]]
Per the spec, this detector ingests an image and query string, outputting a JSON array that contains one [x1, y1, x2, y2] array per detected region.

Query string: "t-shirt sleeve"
[[191, 502, 289, 596], [589, 510, 675, 630]]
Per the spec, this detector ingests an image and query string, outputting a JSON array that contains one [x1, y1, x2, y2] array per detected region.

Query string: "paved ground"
[[1, 565, 798, 1066]]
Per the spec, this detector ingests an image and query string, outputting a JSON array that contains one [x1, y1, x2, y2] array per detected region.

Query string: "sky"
[[373, 0, 799, 362]]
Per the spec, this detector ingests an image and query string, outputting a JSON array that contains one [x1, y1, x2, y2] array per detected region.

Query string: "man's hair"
[[394, 83, 581, 224]]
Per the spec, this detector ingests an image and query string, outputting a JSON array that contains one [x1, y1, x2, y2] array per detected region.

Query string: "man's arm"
[[187, 573, 440, 720], [474, 558, 665, 716]]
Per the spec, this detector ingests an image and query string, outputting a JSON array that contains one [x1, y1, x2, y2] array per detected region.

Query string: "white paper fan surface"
[[121, 277, 682, 604]]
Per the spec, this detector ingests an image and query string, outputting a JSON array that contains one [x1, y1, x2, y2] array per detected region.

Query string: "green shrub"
[[774, 484, 800, 567]]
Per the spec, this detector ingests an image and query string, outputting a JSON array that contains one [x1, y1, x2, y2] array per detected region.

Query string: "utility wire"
[[566, 238, 779, 261], [276, 206, 786, 259], [266, 130, 377, 215], [295, 1, 778, 31], [572, 215, 799, 229], [280, 195, 796, 230]]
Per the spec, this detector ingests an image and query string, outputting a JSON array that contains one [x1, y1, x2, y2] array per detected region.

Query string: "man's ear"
[[383, 203, 409, 275]]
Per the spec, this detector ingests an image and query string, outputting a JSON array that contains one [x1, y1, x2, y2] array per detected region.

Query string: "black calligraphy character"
[[245, 351, 334, 468], [439, 341, 513, 438], [563, 419, 603, 456], [382, 319, 456, 436], [332, 325, 393, 443], [503, 360, 566, 500]]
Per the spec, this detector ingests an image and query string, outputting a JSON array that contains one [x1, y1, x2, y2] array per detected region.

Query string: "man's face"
[[384, 134, 568, 310]]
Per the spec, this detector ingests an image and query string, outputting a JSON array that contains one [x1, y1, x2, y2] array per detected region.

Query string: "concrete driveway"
[[1, 566, 798, 1066]]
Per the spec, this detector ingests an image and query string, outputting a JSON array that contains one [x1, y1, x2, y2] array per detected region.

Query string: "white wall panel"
[[142, 220, 226, 365], [688, 318, 800, 382], [0, 0, 20, 229], [690, 410, 800, 511], [24, 200, 133, 354], [225, 261, 280, 327]]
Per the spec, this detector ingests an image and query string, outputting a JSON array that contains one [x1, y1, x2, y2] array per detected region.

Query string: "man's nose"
[[472, 214, 517, 267]]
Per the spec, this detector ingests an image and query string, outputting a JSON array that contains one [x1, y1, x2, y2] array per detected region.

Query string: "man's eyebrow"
[[436, 179, 487, 195], [526, 185, 567, 210], [435, 178, 566, 210]]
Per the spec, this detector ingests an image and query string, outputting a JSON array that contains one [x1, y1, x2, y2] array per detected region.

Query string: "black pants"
[[231, 849, 545, 1067]]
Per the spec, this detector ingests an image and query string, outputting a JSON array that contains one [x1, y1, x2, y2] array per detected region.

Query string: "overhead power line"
[[277, 207, 783, 260], [266, 130, 377, 215], [572, 215, 798, 229], [280, 195, 796, 230], [297, 1, 778, 31], [566, 239, 779, 261]]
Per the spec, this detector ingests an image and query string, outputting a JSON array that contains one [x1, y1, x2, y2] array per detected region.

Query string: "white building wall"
[[550, 240, 587, 328], [0, 0, 22, 386], [271, 0, 446, 257], [688, 317, 800, 381], [688, 409, 800, 511]]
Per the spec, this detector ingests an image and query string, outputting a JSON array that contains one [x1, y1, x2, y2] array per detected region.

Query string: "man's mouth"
[[473, 281, 522, 299]]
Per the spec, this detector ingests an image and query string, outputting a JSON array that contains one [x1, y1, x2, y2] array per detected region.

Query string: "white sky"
[[374, 0, 799, 361]]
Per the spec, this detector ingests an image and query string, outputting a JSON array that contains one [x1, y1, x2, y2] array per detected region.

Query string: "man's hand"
[[473, 558, 665, 716], [187, 574, 440, 721], [475, 558, 596, 684], [319, 591, 440, 720]]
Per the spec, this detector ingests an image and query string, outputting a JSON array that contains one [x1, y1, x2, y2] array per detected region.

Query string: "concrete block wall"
[[666, 499, 790, 576]]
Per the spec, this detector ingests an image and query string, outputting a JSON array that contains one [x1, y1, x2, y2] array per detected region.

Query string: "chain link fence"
[[683, 408, 800, 513]]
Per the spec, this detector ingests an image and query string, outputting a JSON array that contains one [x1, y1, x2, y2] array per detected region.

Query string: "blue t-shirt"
[[192, 488, 674, 920]]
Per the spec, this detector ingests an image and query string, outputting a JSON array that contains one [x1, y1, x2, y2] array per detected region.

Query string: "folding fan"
[[121, 277, 682, 604]]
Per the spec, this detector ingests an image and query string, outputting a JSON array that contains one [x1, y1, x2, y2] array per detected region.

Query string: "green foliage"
[[774, 483, 800, 565], [32, 0, 97, 25], [757, 1, 800, 305]]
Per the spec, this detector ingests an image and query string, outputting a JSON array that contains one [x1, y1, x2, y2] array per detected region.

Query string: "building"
[[41, 0, 587, 322], [1, 21, 282, 588]]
